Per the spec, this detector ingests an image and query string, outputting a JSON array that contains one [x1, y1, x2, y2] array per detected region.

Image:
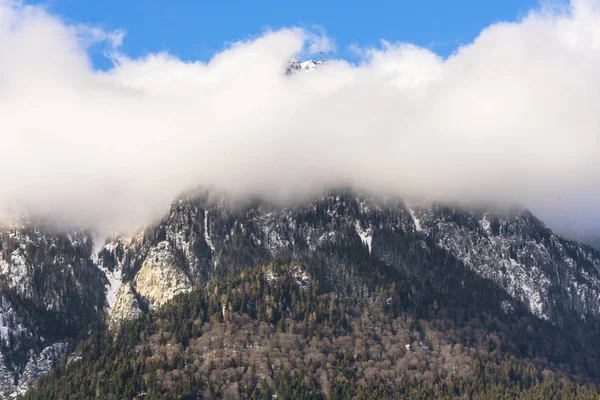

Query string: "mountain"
[[0, 216, 105, 398], [285, 56, 323, 75], [3, 188, 600, 398], [103, 189, 600, 329]]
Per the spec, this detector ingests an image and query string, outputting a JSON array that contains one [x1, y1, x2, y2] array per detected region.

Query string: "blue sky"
[[28, 0, 542, 70]]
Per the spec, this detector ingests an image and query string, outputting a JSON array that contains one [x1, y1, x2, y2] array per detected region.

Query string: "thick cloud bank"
[[0, 0, 598, 237]]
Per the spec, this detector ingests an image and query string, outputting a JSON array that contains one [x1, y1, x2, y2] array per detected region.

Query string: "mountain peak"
[[286, 56, 324, 75]]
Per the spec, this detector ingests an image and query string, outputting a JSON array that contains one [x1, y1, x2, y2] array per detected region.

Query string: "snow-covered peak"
[[286, 56, 323, 75]]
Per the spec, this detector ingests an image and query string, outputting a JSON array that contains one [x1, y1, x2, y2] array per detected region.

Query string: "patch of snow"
[[480, 213, 491, 235], [95, 239, 129, 313], [0, 249, 30, 295], [204, 210, 215, 254], [98, 264, 122, 313], [354, 221, 372, 254], [0, 299, 28, 347], [408, 207, 422, 232], [317, 231, 336, 247], [501, 300, 514, 314]]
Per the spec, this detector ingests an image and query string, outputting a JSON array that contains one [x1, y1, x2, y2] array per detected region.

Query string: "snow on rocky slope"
[[103, 189, 600, 330], [96, 237, 130, 313], [409, 204, 600, 322], [0, 216, 106, 398]]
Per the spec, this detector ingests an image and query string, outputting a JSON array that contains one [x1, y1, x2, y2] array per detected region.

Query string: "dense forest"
[[23, 261, 600, 399]]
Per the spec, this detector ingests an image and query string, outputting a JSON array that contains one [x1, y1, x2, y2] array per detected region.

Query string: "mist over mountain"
[[0, 0, 599, 239], [584, 236, 600, 250]]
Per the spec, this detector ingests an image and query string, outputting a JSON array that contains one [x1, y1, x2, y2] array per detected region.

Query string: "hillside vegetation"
[[23, 262, 600, 399]]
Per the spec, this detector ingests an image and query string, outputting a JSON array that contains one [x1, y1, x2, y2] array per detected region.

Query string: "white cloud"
[[0, 0, 598, 238]]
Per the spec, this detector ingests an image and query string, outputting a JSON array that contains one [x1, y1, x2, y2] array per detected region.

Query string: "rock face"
[[107, 282, 142, 330], [15, 342, 70, 397], [133, 241, 192, 309], [0, 217, 106, 398], [104, 189, 600, 331]]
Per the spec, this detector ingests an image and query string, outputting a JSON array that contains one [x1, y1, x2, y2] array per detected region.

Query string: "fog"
[[0, 0, 598, 238]]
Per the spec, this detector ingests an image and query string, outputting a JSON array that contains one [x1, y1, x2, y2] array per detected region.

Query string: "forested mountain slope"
[[23, 263, 600, 399]]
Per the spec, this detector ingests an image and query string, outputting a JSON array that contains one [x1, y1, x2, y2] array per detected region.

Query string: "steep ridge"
[[410, 205, 600, 322], [0, 217, 105, 398], [105, 189, 600, 332]]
